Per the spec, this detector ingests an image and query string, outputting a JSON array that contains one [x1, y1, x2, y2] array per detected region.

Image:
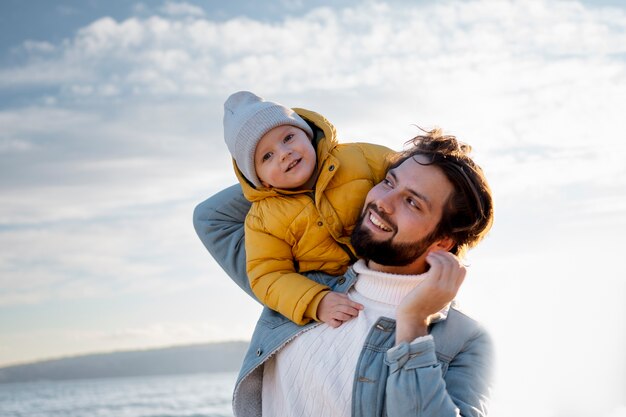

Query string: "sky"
[[0, 0, 625, 416]]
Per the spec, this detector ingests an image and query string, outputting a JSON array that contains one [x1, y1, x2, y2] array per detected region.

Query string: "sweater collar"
[[351, 259, 450, 321]]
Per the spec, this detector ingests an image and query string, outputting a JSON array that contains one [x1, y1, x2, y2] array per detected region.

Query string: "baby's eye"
[[382, 178, 393, 187], [283, 134, 294, 143], [262, 152, 273, 162]]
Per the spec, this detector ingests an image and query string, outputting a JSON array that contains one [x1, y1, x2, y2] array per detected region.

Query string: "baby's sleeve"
[[245, 213, 330, 325]]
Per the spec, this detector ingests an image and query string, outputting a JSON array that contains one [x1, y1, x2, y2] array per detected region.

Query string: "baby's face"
[[254, 125, 317, 189]]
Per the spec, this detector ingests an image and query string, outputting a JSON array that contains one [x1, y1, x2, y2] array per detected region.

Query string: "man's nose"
[[375, 190, 395, 214]]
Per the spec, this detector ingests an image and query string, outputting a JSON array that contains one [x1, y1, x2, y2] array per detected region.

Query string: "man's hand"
[[395, 251, 466, 344], [317, 292, 364, 328]]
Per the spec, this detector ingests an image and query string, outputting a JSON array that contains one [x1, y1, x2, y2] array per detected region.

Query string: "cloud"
[[73, 322, 218, 342], [22, 40, 57, 54], [3, 0, 625, 96], [0, 101, 232, 223], [0, 3, 622, 248], [159, 1, 206, 18], [0, 0, 624, 302], [0, 198, 231, 306]]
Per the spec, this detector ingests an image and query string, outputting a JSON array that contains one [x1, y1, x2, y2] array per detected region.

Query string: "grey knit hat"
[[223, 91, 314, 187]]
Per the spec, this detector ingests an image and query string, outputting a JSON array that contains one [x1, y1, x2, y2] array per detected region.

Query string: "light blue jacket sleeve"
[[192, 184, 258, 301], [384, 330, 492, 417]]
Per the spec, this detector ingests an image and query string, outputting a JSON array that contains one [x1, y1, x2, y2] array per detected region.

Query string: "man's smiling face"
[[352, 155, 455, 274]]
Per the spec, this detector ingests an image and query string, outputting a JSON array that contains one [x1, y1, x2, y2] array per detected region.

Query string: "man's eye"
[[284, 134, 293, 143], [406, 198, 421, 210], [262, 152, 273, 162]]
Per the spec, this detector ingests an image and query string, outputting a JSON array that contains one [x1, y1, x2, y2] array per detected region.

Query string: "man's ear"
[[432, 236, 455, 252]]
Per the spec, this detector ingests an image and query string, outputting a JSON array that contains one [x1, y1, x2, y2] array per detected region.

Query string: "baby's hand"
[[317, 291, 364, 328]]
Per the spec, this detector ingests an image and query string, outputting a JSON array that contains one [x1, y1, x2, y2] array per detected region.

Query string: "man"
[[193, 128, 494, 417]]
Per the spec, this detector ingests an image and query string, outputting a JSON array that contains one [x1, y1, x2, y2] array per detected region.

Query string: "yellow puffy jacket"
[[236, 108, 393, 325]]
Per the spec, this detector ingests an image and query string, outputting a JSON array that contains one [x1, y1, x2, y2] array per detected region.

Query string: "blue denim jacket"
[[193, 184, 493, 417]]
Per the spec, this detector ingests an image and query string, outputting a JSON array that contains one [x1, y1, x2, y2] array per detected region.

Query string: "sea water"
[[0, 372, 237, 417]]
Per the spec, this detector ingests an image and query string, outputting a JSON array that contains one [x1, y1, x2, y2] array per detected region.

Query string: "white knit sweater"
[[261, 259, 434, 417]]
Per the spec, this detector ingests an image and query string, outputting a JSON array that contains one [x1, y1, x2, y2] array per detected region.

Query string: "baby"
[[223, 91, 392, 326]]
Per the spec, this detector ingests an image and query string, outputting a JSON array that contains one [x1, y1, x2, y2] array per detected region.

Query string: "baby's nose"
[[280, 148, 292, 160]]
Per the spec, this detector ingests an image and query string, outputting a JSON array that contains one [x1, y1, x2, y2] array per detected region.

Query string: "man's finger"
[[426, 251, 443, 280], [430, 251, 464, 284]]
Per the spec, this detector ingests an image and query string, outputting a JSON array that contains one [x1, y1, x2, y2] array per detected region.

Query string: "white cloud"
[[0, 102, 232, 224], [1, 0, 624, 271], [22, 40, 56, 54], [3, 0, 624, 96], [1, 0, 624, 285], [0, 138, 36, 153], [159, 1, 206, 18], [0, 196, 235, 306], [74, 322, 218, 342]]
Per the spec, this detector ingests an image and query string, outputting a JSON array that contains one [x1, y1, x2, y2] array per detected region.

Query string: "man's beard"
[[351, 203, 439, 267]]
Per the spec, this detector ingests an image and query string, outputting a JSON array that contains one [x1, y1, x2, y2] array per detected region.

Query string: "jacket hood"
[[233, 108, 339, 202]]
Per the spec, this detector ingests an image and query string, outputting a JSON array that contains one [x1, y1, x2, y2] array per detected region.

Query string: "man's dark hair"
[[390, 127, 494, 257]]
